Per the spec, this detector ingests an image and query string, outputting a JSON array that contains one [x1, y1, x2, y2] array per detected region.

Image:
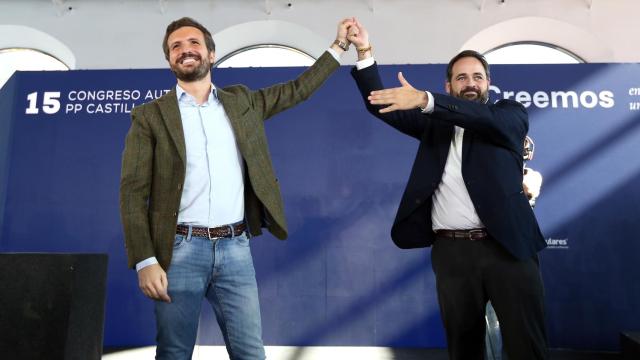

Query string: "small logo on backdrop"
[[546, 238, 569, 249]]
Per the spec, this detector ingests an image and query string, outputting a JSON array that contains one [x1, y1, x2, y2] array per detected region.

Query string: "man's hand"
[[523, 167, 543, 203], [368, 72, 428, 113], [331, 18, 356, 54], [138, 263, 171, 303], [346, 18, 371, 60]]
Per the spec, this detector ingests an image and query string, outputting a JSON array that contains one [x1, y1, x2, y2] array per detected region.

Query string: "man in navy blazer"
[[347, 20, 548, 359]]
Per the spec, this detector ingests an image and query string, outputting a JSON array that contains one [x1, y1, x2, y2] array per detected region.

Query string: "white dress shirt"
[[430, 126, 484, 230]]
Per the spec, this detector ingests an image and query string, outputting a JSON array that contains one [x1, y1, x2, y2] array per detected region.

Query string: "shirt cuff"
[[356, 56, 375, 70], [136, 257, 159, 272], [421, 91, 435, 113], [327, 48, 341, 62]]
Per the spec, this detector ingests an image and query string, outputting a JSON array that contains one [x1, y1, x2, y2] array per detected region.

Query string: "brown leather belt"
[[435, 229, 488, 241], [176, 222, 246, 239]]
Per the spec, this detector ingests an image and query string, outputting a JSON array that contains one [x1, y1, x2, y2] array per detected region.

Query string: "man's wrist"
[[420, 91, 435, 113], [418, 91, 428, 109], [356, 43, 372, 61], [332, 39, 349, 52], [136, 256, 159, 272]]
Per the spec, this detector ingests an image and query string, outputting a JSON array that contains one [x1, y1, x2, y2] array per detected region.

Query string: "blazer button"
[[177, 184, 182, 190], [173, 212, 177, 217], [415, 198, 422, 205]]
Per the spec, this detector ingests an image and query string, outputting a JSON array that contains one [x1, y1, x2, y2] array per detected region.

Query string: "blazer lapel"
[[437, 124, 454, 169], [462, 128, 472, 165], [217, 88, 251, 157], [157, 89, 186, 164]]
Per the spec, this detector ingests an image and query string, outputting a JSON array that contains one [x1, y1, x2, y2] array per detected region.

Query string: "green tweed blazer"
[[120, 51, 339, 270]]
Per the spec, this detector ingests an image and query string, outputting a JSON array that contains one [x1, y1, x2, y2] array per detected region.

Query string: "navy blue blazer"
[[352, 64, 546, 261]]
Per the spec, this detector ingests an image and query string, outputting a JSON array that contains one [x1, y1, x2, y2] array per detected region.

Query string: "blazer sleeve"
[[431, 93, 528, 153], [119, 105, 156, 268], [248, 51, 339, 121], [350, 62, 427, 140]]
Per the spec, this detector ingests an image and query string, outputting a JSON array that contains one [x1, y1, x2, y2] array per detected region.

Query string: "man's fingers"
[[368, 77, 422, 112], [137, 264, 171, 302], [369, 96, 394, 105], [369, 90, 401, 105], [379, 105, 396, 114], [369, 89, 399, 101], [398, 72, 411, 88], [159, 273, 171, 303], [141, 283, 160, 300], [139, 286, 150, 298], [142, 279, 170, 302], [341, 18, 356, 30], [370, 87, 402, 96], [156, 285, 171, 303], [370, 96, 398, 105]]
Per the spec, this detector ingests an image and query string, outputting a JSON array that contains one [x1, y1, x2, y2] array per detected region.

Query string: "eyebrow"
[[170, 37, 201, 47], [456, 72, 485, 78]]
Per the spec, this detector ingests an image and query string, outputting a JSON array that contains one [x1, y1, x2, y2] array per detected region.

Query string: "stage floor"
[[103, 346, 620, 359]]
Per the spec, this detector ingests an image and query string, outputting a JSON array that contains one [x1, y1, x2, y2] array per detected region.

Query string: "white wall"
[[0, 0, 637, 70]]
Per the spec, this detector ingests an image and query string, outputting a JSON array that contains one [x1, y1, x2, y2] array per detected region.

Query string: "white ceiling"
[[0, 0, 637, 69]]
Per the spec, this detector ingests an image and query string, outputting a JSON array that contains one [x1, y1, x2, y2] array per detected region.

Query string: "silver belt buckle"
[[468, 229, 484, 241]]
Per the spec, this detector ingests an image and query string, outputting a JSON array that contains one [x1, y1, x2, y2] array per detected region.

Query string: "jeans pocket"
[[236, 232, 250, 247], [173, 234, 187, 249]]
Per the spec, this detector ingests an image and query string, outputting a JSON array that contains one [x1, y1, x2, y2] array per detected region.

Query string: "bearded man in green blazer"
[[120, 17, 353, 360]]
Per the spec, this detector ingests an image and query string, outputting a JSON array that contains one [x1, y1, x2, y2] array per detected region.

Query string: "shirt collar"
[[176, 83, 218, 105]]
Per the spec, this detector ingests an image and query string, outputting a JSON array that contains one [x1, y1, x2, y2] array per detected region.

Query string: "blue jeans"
[[154, 230, 265, 360]]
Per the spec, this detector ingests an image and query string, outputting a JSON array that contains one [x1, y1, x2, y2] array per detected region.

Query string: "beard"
[[454, 86, 489, 104], [170, 52, 211, 82]]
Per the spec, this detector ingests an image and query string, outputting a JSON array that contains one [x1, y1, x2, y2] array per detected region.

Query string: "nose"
[[177, 42, 196, 55], [463, 78, 478, 88]]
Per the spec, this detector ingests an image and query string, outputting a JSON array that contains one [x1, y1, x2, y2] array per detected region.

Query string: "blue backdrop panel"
[[0, 74, 18, 237], [0, 63, 639, 351]]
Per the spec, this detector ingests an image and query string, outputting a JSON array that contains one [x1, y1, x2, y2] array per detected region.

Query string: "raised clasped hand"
[[346, 18, 369, 49], [337, 17, 356, 47]]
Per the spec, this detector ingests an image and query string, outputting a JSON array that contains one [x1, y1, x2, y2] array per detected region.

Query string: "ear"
[[209, 51, 216, 64], [445, 81, 451, 95]]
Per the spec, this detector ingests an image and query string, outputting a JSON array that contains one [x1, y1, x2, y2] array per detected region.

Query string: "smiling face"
[[446, 56, 490, 104], [166, 26, 215, 82]]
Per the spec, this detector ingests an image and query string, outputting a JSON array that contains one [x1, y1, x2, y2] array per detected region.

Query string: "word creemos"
[[491, 85, 614, 109]]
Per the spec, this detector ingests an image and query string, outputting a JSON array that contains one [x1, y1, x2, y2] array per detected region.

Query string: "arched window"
[[484, 42, 583, 64], [0, 48, 69, 89], [215, 44, 315, 68]]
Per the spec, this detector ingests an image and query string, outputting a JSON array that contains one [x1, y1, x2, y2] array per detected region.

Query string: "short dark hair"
[[162, 17, 216, 61], [446, 50, 490, 82]]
